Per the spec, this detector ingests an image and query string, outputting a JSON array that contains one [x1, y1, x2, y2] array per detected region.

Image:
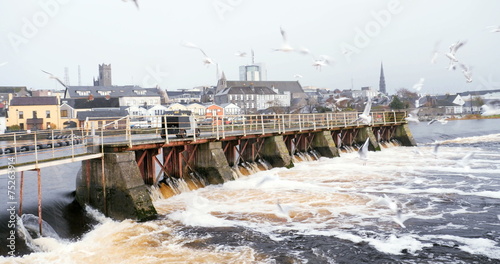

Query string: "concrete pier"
[[394, 124, 417, 146], [311, 131, 340, 158], [259, 136, 294, 168], [355, 127, 381, 151], [75, 152, 157, 221], [194, 142, 235, 184]]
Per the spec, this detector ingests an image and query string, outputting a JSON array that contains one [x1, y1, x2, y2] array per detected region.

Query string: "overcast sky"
[[1, 0, 499, 95]]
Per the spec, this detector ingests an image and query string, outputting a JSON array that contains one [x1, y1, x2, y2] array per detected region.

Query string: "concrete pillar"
[[311, 131, 340, 158], [259, 136, 294, 168], [75, 152, 157, 221], [355, 127, 381, 151], [194, 142, 235, 184], [394, 124, 417, 146]]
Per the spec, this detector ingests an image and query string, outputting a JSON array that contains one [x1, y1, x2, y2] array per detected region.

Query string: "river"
[[1, 119, 500, 263]]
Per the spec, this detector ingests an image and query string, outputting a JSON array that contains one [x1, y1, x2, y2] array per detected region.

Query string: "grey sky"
[[1, 0, 499, 95]]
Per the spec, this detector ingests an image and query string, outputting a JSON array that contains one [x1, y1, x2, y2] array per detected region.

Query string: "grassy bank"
[[448, 114, 500, 120]]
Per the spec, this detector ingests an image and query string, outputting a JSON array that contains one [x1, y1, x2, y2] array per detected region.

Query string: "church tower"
[[379, 62, 386, 94], [94, 63, 112, 86]]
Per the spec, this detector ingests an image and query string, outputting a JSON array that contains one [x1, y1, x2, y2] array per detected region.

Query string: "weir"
[[0, 111, 415, 223], [71, 112, 415, 221]]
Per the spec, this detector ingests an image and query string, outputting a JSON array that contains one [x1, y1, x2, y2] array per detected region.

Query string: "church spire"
[[379, 62, 386, 94]]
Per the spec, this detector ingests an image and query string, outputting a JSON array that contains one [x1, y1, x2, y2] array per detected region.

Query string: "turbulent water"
[[1, 119, 500, 263]]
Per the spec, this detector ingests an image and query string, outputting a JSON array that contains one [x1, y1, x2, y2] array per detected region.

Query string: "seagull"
[[428, 117, 447, 125], [412, 146, 423, 156], [487, 26, 500, 33], [460, 63, 473, 83], [446, 60, 458, 71], [405, 109, 420, 123], [358, 138, 370, 165], [458, 151, 475, 169], [276, 200, 292, 221], [298, 47, 333, 71], [311, 55, 333, 71], [352, 97, 372, 125], [122, 0, 139, 9], [412, 78, 425, 91], [334, 97, 351, 104], [273, 27, 294, 52], [234, 51, 247, 57], [430, 41, 440, 64], [382, 194, 406, 228], [0, 61, 7, 67], [41, 70, 69, 89], [336, 132, 342, 148], [445, 40, 466, 63], [293, 74, 303, 79], [433, 142, 440, 158], [181, 41, 216, 66]]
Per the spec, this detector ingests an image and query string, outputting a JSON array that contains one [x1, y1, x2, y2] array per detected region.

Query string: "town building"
[[65, 85, 162, 107], [7, 95, 61, 130], [239, 63, 267, 81]]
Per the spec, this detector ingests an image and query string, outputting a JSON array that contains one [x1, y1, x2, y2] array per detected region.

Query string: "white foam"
[[423, 234, 500, 260]]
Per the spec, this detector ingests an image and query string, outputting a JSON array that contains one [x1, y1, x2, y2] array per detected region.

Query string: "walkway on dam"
[[0, 111, 407, 175]]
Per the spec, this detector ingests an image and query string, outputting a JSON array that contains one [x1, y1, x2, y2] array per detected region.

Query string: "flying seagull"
[[430, 41, 440, 64], [274, 27, 294, 52], [412, 78, 425, 91], [428, 117, 448, 125], [405, 109, 420, 123], [352, 97, 372, 125], [298, 47, 333, 71], [41, 70, 69, 89], [276, 200, 292, 221], [234, 51, 247, 57], [382, 194, 406, 228], [433, 142, 440, 158], [460, 63, 473, 83], [181, 41, 216, 66], [358, 138, 370, 165], [445, 40, 466, 63]]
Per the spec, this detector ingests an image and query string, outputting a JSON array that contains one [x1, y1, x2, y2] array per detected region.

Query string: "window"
[[76, 90, 90, 96], [18, 111, 24, 119], [32, 111, 37, 119], [134, 90, 146, 95], [46, 110, 51, 118], [61, 110, 68, 117], [97, 90, 111, 96]]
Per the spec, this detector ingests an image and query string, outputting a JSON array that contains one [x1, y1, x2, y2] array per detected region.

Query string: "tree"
[[389, 96, 406, 109], [305, 97, 318, 113], [396, 88, 419, 108]]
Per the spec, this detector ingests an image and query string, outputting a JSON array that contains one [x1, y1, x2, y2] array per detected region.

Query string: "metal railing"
[[0, 128, 105, 174], [81, 111, 407, 147], [0, 111, 407, 172]]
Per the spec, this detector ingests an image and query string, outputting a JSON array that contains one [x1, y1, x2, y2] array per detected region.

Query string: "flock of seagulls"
[[182, 26, 334, 76]]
